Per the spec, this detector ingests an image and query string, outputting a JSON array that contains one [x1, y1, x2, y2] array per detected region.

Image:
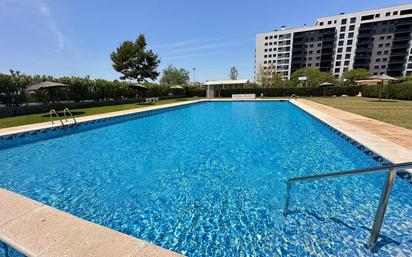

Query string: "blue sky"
[[0, 0, 411, 82]]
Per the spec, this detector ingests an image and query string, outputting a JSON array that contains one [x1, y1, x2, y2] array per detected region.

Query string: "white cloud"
[[0, 0, 71, 52]]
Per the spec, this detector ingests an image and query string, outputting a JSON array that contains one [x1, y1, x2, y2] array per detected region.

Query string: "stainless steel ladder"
[[283, 161, 412, 251], [49, 109, 64, 126], [63, 108, 77, 124], [50, 108, 77, 126]]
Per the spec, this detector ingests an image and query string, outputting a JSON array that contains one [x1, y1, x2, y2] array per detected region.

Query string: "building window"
[[384, 51, 389, 55], [315, 63, 320, 67], [349, 25, 355, 31], [347, 39, 353, 45], [344, 61, 350, 66], [345, 54, 351, 59], [317, 43, 322, 47], [377, 51, 382, 55], [336, 54, 342, 60], [379, 36, 385, 40], [374, 65, 380, 69], [346, 47, 352, 52], [317, 50, 321, 54], [340, 26, 346, 32], [270, 36, 273, 39], [339, 34, 345, 39], [335, 61, 341, 66], [319, 22, 324, 26], [265, 36, 268, 40], [265, 43, 268, 46], [381, 65, 386, 69], [386, 12, 390, 16], [385, 43, 391, 47], [328, 20, 332, 25], [378, 44, 383, 48], [383, 58, 388, 62], [387, 35, 392, 39], [264, 61, 267, 64], [375, 14, 380, 18], [350, 17, 356, 23], [264, 49, 268, 52], [335, 68, 340, 73], [348, 32, 354, 38], [393, 11, 398, 15], [269, 42, 273, 45], [337, 48, 343, 53], [376, 58, 381, 62], [400, 9, 412, 15], [338, 40, 344, 46], [341, 19, 347, 25], [264, 55, 267, 58]]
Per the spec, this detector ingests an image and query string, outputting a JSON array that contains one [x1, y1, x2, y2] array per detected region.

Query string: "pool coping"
[[1, 98, 411, 256]]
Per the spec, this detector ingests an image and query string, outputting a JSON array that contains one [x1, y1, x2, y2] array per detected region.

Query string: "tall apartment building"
[[255, 4, 412, 81]]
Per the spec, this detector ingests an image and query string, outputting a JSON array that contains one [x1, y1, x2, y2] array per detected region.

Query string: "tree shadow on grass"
[[367, 99, 399, 103]]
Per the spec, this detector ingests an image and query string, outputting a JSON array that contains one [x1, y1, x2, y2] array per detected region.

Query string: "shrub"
[[219, 86, 360, 97], [360, 84, 412, 100]]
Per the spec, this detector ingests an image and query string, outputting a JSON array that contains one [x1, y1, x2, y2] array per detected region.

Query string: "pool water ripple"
[[0, 101, 411, 256]]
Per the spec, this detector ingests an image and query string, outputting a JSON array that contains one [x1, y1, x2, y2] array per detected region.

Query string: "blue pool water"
[[0, 101, 411, 256]]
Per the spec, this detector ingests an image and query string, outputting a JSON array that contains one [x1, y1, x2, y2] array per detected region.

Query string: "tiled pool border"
[[0, 98, 411, 257]]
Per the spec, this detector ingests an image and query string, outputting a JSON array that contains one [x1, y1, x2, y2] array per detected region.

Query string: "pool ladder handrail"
[[289, 94, 298, 101], [49, 109, 64, 126], [283, 161, 412, 252], [63, 108, 77, 124]]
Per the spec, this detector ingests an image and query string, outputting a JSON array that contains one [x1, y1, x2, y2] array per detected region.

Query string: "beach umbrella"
[[169, 85, 184, 89], [26, 81, 68, 105], [129, 83, 148, 90], [369, 74, 397, 101], [319, 82, 334, 96], [170, 85, 184, 96], [129, 84, 148, 103]]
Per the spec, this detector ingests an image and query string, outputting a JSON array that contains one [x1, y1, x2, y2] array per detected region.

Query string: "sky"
[[0, 0, 411, 83]]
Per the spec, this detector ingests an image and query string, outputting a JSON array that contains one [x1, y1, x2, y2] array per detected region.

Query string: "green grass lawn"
[[308, 97, 412, 130], [0, 98, 198, 129]]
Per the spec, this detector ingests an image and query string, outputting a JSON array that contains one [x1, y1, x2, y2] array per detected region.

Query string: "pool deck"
[[1, 98, 411, 256]]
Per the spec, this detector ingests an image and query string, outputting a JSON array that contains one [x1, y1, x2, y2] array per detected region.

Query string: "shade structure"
[[369, 74, 397, 81], [318, 82, 334, 87], [369, 74, 397, 101], [170, 85, 184, 89], [129, 84, 148, 90], [26, 81, 68, 92]]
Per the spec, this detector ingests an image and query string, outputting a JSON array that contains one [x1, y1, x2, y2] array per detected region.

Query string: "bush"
[[219, 86, 360, 97], [360, 83, 412, 100]]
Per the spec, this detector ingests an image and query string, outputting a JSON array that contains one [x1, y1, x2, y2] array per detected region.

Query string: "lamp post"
[[192, 68, 196, 84]]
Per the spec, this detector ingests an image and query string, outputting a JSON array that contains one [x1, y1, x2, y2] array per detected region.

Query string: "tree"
[[0, 70, 32, 107], [290, 68, 334, 87], [160, 65, 190, 85], [341, 68, 371, 85], [257, 64, 288, 88], [111, 34, 160, 82], [229, 66, 238, 80]]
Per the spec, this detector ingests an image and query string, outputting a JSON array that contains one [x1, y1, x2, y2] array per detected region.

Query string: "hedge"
[[219, 86, 360, 97], [360, 84, 412, 100]]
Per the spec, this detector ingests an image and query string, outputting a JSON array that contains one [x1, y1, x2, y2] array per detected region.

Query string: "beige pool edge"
[[1, 98, 411, 256]]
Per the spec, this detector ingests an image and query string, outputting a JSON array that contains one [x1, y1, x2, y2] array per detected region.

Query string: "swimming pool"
[[0, 101, 411, 256]]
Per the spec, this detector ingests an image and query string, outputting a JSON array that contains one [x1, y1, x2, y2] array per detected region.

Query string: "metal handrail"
[[289, 94, 298, 101], [283, 161, 412, 252], [63, 108, 77, 124], [49, 109, 64, 126]]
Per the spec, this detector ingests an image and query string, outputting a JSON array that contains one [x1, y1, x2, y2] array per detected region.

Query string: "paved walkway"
[[299, 99, 412, 151]]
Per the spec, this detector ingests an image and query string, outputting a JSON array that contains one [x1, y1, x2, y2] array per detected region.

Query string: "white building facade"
[[255, 4, 412, 81]]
